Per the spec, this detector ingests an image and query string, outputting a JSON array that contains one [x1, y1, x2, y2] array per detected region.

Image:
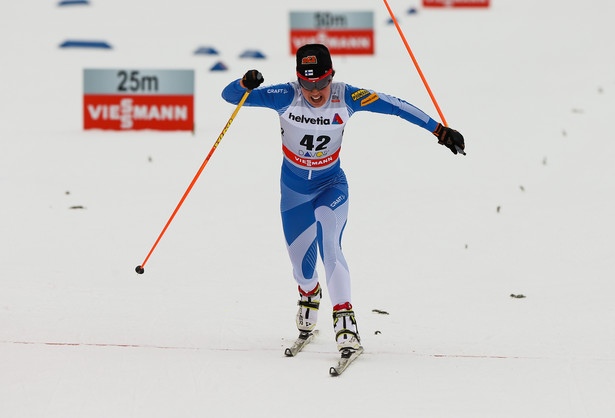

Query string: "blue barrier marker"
[[239, 50, 266, 59], [58, 0, 90, 6], [194, 46, 219, 55], [60, 40, 112, 49], [210, 62, 228, 71]]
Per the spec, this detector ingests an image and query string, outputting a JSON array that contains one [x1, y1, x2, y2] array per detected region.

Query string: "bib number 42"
[[300, 134, 330, 151]]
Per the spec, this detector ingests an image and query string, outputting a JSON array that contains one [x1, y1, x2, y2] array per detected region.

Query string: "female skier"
[[222, 44, 465, 355]]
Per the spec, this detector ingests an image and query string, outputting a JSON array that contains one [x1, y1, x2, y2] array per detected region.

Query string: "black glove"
[[433, 123, 466, 155], [241, 70, 264, 90]]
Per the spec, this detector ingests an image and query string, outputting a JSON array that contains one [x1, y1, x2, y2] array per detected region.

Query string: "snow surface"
[[1, 0, 614, 416]]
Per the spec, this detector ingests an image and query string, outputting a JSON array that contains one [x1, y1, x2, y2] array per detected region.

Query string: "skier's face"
[[300, 83, 331, 108]]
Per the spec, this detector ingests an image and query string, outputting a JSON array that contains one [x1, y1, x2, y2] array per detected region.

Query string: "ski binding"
[[284, 330, 318, 357], [329, 346, 364, 376]]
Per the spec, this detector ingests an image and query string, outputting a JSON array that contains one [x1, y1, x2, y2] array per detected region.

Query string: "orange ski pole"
[[135, 89, 252, 274], [382, 0, 448, 127]]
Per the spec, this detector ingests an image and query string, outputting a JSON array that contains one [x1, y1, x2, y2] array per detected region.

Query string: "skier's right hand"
[[241, 70, 264, 90]]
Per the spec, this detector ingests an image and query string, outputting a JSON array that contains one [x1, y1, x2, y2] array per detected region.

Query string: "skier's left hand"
[[433, 123, 465, 155]]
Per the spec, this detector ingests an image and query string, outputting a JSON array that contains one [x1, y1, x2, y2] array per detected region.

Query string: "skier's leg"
[[314, 186, 350, 307], [280, 182, 319, 293], [314, 186, 361, 351], [281, 183, 322, 332]]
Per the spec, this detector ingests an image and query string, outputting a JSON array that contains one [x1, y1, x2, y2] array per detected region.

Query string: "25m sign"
[[83, 69, 194, 131]]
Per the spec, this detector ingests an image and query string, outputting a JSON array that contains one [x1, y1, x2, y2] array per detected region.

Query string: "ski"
[[329, 346, 364, 376], [284, 330, 318, 357]]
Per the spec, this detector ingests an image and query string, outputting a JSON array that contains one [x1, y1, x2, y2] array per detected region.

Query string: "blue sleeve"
[[221, 80, 294, 113], [344, 84, 439, 132]]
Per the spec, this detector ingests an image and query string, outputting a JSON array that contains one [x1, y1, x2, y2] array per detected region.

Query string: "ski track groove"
[[4, 339, 611, 361]]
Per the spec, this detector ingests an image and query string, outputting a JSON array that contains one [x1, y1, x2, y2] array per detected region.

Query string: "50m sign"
[[289, 11, 374, 55]]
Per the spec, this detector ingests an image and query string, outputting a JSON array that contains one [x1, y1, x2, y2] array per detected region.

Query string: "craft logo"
[[267, 88, 289, 94], [330, 194, 345, 208], [302, 56, 317, 64]]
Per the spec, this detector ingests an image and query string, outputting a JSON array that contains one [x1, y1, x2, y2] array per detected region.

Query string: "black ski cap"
[[296, 44, 333, 79]]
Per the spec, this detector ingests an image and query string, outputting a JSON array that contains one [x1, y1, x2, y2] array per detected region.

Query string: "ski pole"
[[135, 89, 252, 274], [382, 0, 448, 127]]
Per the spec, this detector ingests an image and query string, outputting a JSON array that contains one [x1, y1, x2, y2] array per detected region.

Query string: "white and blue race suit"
[[222, 79, 439, 307]]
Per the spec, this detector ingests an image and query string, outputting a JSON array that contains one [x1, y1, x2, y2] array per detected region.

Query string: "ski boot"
[[332, 302, 362, 353], [296, 283, 322, 333]]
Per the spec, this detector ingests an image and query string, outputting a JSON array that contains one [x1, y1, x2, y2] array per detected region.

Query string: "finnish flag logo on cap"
[[304, 69, 314, 77]]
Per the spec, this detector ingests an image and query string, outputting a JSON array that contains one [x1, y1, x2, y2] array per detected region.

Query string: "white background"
[[1, 0, 614, 417]]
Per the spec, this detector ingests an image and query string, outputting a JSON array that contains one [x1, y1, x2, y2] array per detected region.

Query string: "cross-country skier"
[[222, 43, 465, 355]]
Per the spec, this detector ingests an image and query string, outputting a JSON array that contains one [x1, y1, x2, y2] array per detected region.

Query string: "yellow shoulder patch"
[[351, 89, 370, 101]]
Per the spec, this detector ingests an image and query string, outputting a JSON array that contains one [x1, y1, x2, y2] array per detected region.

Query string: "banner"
[[423, 0, 489, 7], [290, 11, 374, 55], [83, 69, 194, 131]]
